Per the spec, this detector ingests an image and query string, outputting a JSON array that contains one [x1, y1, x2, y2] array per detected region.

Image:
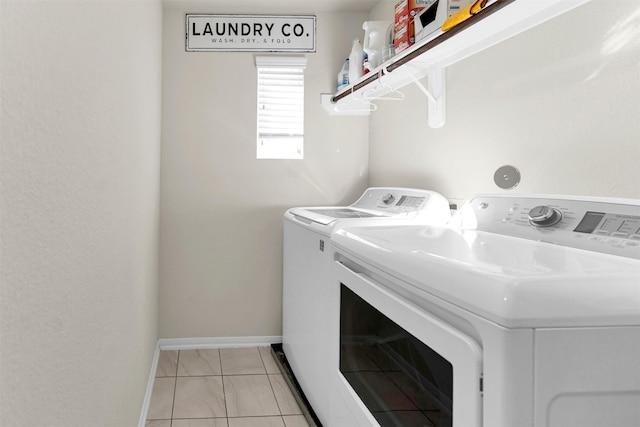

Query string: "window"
[[256, 56, 307, 159]]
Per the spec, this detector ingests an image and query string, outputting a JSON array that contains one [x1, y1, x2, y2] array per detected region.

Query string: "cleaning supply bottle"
[[348, 39, 363, 84], [337, 58, 349, 91], [363, 52, 371, 75], [363, 21, 393, 69]]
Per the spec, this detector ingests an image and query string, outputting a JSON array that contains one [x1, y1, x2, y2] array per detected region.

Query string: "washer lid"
[[291, 207, 385, 225], [332, 224, 640, 328]]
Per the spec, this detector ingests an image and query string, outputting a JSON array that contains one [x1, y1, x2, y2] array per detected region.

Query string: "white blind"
[[256, 56, 307, 159]]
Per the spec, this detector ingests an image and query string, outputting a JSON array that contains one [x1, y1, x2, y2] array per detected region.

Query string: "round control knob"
[[381, 193, 395, 205], [528, 205, 562, 227]]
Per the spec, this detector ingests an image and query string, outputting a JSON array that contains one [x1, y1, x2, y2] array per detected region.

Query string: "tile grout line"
[[261, 347, 289, 426], [259, 347, 283, 416], [219, 348, 230, 421], [265, 374, 286, 426], [169, 350, 180, 427]]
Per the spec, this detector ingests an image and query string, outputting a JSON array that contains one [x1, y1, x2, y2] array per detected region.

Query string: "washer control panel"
[[456, 195, 640, 259], [352, 188, 438, 214]]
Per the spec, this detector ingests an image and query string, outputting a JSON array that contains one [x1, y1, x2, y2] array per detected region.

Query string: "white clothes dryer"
[[282, 188, 452, 426]]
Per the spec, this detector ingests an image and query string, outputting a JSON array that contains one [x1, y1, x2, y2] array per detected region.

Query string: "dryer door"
[[332, 261, 483, 427]]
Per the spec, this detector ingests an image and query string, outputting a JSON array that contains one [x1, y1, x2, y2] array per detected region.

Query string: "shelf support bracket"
[[407, 65, 446, 128]]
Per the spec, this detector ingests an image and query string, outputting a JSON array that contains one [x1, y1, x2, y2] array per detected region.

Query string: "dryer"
[[282, 188, 452, 426]]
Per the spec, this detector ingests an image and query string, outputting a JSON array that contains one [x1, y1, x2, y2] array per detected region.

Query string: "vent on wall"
[[494, 165, 521, 190]]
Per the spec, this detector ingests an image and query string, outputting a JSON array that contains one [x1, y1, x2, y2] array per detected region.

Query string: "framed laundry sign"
[[186, 15, 316, 52]]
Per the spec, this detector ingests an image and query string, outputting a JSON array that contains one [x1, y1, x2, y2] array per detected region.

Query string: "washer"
[[282, 187, 452, 426], [329, 194, 640, 427]]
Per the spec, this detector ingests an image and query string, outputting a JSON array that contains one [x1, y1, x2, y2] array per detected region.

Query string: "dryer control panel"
[[454, 195, 640, 259]]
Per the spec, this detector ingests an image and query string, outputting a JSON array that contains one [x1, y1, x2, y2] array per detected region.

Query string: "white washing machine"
[[328, 194, 640, 427], [282, 188, 452, 426]]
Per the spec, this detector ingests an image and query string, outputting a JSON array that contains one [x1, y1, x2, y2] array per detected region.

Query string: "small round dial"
[[528, 205, 562, 227], [381, 193, 395, 205]]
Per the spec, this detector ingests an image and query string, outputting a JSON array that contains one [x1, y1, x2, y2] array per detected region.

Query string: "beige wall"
[[368, 0, 640, 206], [3, 1, 637, 423], [0, 1, 161, 426], [159, 5, 370, 338]]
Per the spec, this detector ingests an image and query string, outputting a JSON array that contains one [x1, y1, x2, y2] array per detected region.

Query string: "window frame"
[[255, 56, 307, 160]]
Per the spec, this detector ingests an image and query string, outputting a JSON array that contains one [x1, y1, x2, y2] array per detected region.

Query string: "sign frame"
[[185, 14, 316, 53]]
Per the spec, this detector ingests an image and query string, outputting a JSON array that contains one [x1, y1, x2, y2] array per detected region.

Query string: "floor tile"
[[147, 346, 315, 427], [172, 419, 229, 427], [178, 349, 222, 376], [282, 415, 310, 427], [224, 375, 280, 417], [258, 346, 280, 374], [268, 374, 302, 415], [156, 350, 179, 377], [147, 377, 175, 420], [220, 347, 266, 375], [228, 417, 285, 427], [173, 376, 227, 419]]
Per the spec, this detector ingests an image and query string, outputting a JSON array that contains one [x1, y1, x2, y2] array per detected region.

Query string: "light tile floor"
[[146, 347, 310, 427]]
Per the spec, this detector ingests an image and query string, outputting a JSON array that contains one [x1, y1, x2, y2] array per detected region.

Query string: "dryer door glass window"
[[340, 285, 453, 427]]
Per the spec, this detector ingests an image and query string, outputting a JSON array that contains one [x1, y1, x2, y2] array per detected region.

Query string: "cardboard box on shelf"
[[394, 0, 433, 24], [393, 20, 415, 54], [394, 0, 430, 53], [448, 0, 476, 17], [395, 0, 409, 25]]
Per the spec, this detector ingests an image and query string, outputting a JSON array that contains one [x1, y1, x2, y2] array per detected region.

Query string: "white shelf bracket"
[[407, 65, 446, 128]]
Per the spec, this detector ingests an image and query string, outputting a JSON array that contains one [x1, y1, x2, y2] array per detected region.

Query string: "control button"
[[588, 236, 604, 242], [528, 205, 563, 227], [623, 240, 640, 247], [381, 193, 395, 205], [593, 230, 610, 236], [478, 202, 489, 210], [610, 232, 628, 238], [629, 234, 640, 241], [604, 238, 622, 247]]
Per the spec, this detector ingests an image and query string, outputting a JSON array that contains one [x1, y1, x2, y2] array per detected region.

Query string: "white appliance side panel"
[[476, 324, 534, 427], [534, 327, 640, 427], [282, 220, 331, 425]]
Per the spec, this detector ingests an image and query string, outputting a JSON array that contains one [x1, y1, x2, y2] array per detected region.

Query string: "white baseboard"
[[138, 344, 160, 427], [138, 336, 283, 426], [158, 335, 282, 350]]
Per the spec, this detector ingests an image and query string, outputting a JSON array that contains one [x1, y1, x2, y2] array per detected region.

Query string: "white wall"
[[368, 0, 640, 206], [0, 1, 162, 426], [160, 5, 369, 338]]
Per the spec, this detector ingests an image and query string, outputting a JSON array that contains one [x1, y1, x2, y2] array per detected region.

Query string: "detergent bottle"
[[348, 39, 363, 84], [337, 58, 349, 91], [362, 21, 393, 69]]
